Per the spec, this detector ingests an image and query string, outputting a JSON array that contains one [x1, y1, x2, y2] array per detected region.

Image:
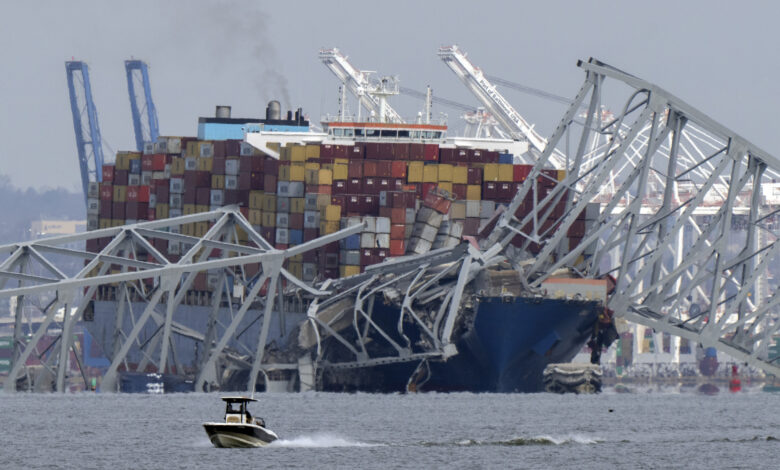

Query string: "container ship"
[[83, 97, 613, 393]]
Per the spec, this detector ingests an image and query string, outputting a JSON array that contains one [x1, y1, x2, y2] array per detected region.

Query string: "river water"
[[2, 386, 778, 469]]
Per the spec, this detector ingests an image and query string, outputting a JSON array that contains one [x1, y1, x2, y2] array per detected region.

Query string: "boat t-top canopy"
[[221, 396, 257, 403]]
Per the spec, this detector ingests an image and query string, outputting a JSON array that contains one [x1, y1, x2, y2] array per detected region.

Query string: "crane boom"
[[66, 61, 104, 203], [125, 60, 159, 152], [319, 48, 404, 123], [438, 45, 563, 164]]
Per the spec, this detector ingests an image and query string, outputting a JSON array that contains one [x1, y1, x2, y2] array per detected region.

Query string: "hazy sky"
[[1, 0, 778, 190]]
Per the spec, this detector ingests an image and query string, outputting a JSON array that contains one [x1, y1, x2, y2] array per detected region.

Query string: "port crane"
[[319, 48, 404, 124], [125, 60, 159, 152], [66, 61, 105, 203], [438, 45, 567, 167]]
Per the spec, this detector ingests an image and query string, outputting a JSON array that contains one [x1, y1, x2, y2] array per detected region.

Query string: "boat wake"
[[454, 435, 603, 446], [269, 433, 384, 448]]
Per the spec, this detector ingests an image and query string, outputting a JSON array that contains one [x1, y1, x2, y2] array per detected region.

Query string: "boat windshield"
[[225, 402, 244, 415]]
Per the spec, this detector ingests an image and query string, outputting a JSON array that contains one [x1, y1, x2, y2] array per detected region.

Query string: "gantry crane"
[[438, 45, 566, 166], [319, 48, 404, 123], [66, 61, 104, 203], [125, 60, 159, 152]]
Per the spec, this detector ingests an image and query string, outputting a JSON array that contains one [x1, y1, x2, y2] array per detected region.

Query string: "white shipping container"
[[275, 228, 289, 244], [155, 138, 168, 153], [225, 159, 240, 175], [408, 237, 432, 255], [86, 198, 100, 215], [87, 181, 99, 198], [225, 175, 238, 190], [360, 233, 375, 248], [240, 142, 256, 156], [362, 216, 376, 233], [288, 182, 304, 197], [276, 213, 289, 228], [343, 250, 360, 265], [375, 233, 390, 248], [141, 171, 153, 186], [169, 194, 182, 208], [170, 178, 184, 194], [152, 171, 166, 180], [405, 208, 416, 224], [277, 181, 290, 195], [143, 141, 155, 155], [168, 241, 180, 255], [185, 157, 198, 170], [276, 196, 290, 212], [128, 174, 141, 186], [375, 217, 391, 234], [149, 193, 157, 208], [480, 200, 496, 219], [305, 194, 318, 210], [87, 215, 98, 231], [200, 142, 214, 158], [304, 211, 320, 229], [210, 190, 224, 206], [466, 200, 481, 218], [166, 137, 182, 154], [449, 221, 464, 239]]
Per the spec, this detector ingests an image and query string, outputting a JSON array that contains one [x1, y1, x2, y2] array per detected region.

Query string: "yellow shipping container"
[[423, 164, 438, 183], [453, 166, 468, 184], [334, 158, 348, 165], [278, 165, 290, 181], [316, 194, 331, 209], [113, 185, 127, 202], [497, 164, 513, 182], [483, 163, 499, 181], [197, 157, 213, 172], [261, 212, 276, 227], [408, 162, 424, 183], [185, 141, 199, 157], [320, 162, 334, 171], [196, 205, 209, 213], [304, 169, 319, 185], [112, 219, 124, 227], [321, 220, 340, 234], [183, 204, 197, 215], [290, 145, 306, 162], [466, 185, 482, 201], [156, 204, 169, 219], [99, 219, 111, 229], [287, 262, 303, 278], [305, 144, 320, 159], [290, 164, 305, 181], [290, 197, 305, 213], [333, 164, 348, 180], [170, 157, 185, 175], [195, 222, 209, 237], [340, 265, 361, 277], [235, 225, 248, 242], [290, 253, 303, 263], [262, 194, 277, 212], [438, 182, 453, 194], [323, 204, 341, 221], [212, 174, 225, 189], [249, 209, 262, 225], [318, 169, 333, 185], [305, 162, 320, 171], [438, 164, 454, 182], [249, 191, 264, 209], [279, 146, 291, 161], [557, 169, 567, 181]]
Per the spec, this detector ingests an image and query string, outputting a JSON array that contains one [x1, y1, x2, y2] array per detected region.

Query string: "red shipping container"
[[127, 185, 140, 202], [184, 170, 211, 188], [394, 143, 410, 160], [391, 161, 407, 178], [114, 170, 129, 186], [469, 149, 481, 163], [483, 182, 498, 200], [320, 144, 335, 159], [409, 143, 425, 161], [213, 141, 226, 159], [226, 140, 241, 156], [264, 174, 277, 192], [100, 184, 113, 201], [390, 224, 405, 239], [289, 213, 304, 230], [155, 183, 169, 202], [346, 195, 361, 213], [241, 155, 263, 172], [250, 172, 264, 190], [137, 185, 150, 203], [376, 160, 391, 176], [423, 144, 439, 162], [303, 228, 319, 242], [313, 185, 332, 195], [463, 218, 481, 236], [421, 182, 437, 198], [364, 142, 381, 159], [224, 190, 240, 205], [350, 143, 365, 159], [485, 151, 500, 163], [363, 161, 377, 177], [378, 178, 392, 192], [147, 208, 156, 221], [513, 164, 532, 182], [389, 239, 405, 256], [333, 180, 347, 195], [378, 143, 394, 160], [393, 178, 406, 191], [99, 202, 112, 219], [211, 156, 226, 174], [196, 187, 211, 205], [260, 227, 275, 243], [348, 178, 364, 193], [498, 182, 514, 202], [264, 158, 279, 175], [390, 208, 406, 225], [102, 165, 115, 182], [362, 195, 379, 214], [348, 161, 363, 178], [452, 184, 467, 200], [360, 249, 373, 266], [182, 187, 197, 204]]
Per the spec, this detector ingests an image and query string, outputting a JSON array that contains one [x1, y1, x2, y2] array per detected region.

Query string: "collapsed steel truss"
[[0, 207, 363, 392], [486, 58, 780, 377]]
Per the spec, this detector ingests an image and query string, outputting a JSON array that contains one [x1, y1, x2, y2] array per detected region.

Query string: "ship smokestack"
[[266, 100, 281, 120], [215, 105, 231, 118]]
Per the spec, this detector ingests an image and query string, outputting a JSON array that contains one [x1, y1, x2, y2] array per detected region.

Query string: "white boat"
[[203, 397, 278, 448]]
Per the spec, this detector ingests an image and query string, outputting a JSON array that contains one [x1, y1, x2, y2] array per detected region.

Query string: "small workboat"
[[203, 396, 278, 448]]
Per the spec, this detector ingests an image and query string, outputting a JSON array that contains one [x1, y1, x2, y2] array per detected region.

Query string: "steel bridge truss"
[[0, 207, 363, 392], [486, 58, 780, 377]]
